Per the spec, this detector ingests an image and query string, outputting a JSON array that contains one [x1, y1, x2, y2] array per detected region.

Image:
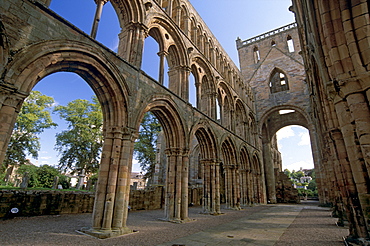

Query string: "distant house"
[[130, 172, 146, 190]]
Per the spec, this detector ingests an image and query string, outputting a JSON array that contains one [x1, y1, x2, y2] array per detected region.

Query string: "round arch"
[[134, 96, 189, 221], [4, 40, 129, 127]]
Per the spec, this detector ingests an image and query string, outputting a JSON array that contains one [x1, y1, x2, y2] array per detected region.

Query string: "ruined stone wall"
[[292, 0, 370, 241], [0, 187, 203, 218]]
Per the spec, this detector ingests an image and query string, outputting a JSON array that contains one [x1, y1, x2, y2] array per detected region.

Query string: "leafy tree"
[[2, 91, 56, 172], [16, 164, 68, 188], [53, 96, 103, 175], [307, 179, 317, 191], [291, 170, 305, 180], [134, 112, 161, 180], [283, 168, 291, 178]]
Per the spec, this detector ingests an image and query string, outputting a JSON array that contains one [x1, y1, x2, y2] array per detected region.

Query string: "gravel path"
[[0, 201, 348, 246]]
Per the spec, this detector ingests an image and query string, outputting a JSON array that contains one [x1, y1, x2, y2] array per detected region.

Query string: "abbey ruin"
[[1, 0, 370, 243]]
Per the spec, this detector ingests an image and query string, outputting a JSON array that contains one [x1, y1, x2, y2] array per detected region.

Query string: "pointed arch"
[[269, 67, 289, 93]]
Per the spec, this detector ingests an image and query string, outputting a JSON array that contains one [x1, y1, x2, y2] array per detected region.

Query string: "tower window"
[[269, 69, 289, 93], [253, 46, 260, 63], [287, 36, 294, 52]]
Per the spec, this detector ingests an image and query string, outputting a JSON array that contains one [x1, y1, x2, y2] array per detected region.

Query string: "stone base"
[[158, 217, 195, 223], [77, 226, 134, 239]]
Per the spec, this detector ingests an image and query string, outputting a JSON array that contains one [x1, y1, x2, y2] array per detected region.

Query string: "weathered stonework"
[[0, 0, 263, 239], [292, 0, 370, 243], [3, 0, 369, 242]]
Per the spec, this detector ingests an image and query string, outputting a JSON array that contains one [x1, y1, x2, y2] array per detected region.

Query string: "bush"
[[16, 164, 69, 189]]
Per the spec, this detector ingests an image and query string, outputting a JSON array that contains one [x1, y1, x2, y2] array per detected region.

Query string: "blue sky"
[[28, 0, 313, 172]]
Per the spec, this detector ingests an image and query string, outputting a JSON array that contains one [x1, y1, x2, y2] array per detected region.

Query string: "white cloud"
[[284, 160, 314, 171], [276, 126, 295, 141], [40, 156, 52, 160], [298, 131, 310, 146]]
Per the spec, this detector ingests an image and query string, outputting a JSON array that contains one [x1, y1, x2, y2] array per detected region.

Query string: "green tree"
[[291, 170, 305, 180], [283, 168, 291, 178], [54, 96, 103, 175], [16, 164, 68, 188], [2, 91, 56, 172], [134, 112, 161, 180]]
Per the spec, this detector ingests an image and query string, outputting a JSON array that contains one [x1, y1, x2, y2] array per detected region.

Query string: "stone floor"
[[0, 200, 348, 246]]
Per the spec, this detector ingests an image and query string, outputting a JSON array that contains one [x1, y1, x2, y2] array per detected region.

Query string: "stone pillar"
[[262, 141, 276, 203], [118, 22, 148, 68], [164, 147, 189, 222], [0, 94, 23, 169], [201, 159, 221, 214], [335, 100, 369, 238], [157, 51, 168, 85], [85, 126, 134, 239], [168, 65, 191, 101], [346, 93, 370, 173], [90, 0, 108, 39], [181, 149, 189, 221]]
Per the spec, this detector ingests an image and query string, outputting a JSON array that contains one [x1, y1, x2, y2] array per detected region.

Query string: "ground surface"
[[0, 200, 348, 245]]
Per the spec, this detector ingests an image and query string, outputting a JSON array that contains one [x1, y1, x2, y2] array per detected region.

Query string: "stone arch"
[[1, 40, 132, 237], [135, 96, 189, 222], [251, 153, 264, 204], [217, 82, 233, 130], [220, 137, 240, 209], [235, 99, 247, 139], [260, 105, 310, 141], [269, 67, 289, 93], [191, 121, 220, 214], [191, 57, 216, 117], [145, 16, 189, 98], [239, 146, 252, 206]]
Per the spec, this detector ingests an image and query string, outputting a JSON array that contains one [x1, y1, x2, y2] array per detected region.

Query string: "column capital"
[[94, 0, 109, 5]]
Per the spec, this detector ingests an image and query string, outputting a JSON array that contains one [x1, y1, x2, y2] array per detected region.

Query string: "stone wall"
[[275, 171, 300, 203], [0, 190, 95, 218], [0, 187, 203, 218]]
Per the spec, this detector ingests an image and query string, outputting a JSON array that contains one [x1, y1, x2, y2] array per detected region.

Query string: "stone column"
[[0, 94, 23, 168], [201, 159, 221, 214], [164, 147, 190, 222], [346, 93, 370, 173], [157, 51, 168, 85], [262, 141, 276, 203], [112, 129, 137, 230], [335, 100, 369, 238], [87, 126, 133, 238], [181, 149, 189, 221], [90, 0, 108, 39], [118, 22, 148, 68]]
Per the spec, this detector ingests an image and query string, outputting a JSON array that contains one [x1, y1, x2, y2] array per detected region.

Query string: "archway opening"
[[276, 125, 314, 172], [50, 1, 121, 52]]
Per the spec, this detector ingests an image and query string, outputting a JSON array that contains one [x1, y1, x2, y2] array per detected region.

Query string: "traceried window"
[[269, 69, 289, 93]]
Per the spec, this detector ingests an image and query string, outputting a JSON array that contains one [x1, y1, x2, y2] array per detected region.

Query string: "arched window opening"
[[269, 69, 289, 93], [142, 36, 160, 81], [271, 40, 276, 46], [134, 111, 163, 186], [287, 35, 295, 52], [216, 97, 221, 121], [189, 72, 197, 107], [253, 46, 260, 63], [50, 1, 120, 52], [12, 72, 102, 179]]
